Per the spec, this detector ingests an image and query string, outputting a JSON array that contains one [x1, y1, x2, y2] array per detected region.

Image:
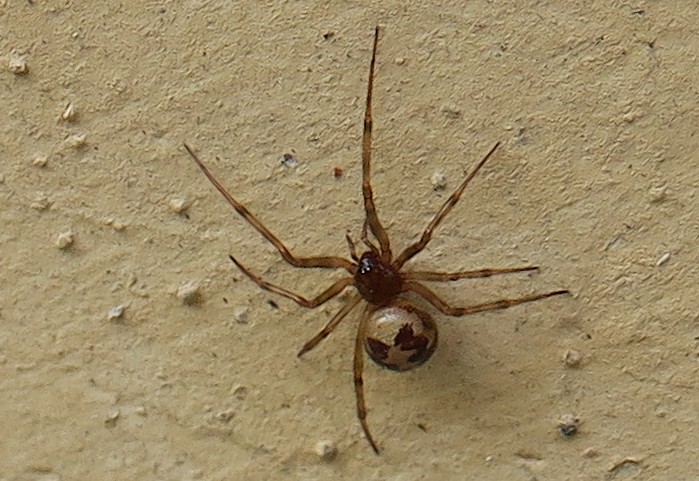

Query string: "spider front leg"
[[185, 143, 355, 274], [404, 281, 569, 316], [361, 26, 392, 262], [394, 142, 500, 269]]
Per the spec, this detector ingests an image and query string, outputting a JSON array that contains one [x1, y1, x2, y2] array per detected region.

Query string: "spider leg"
[[185, 143, 356, 274], [361, 26, 392, 262], [345, 233, 360, 262], [360, 218, 380, 255], [229, 255, 353, 308], [404, 265, 538, 282], [354, 302, 380, 454], [394, 142, 501, 269], [297, 293, 362, 357], [404, 281, 569, 316]]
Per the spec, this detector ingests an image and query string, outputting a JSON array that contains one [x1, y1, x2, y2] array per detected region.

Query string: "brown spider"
[[184, 26, 568, 454]]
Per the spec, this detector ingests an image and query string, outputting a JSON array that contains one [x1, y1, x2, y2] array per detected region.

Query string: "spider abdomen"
[[364, 300, 438, 371]]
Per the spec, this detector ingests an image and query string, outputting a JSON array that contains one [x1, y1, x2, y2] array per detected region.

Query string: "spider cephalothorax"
[[354, 252, 402, 305], [185, 26, 568, 454]]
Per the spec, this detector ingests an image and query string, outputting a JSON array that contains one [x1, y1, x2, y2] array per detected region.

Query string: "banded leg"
[[361, 26, 392, 262], [354, 302, 380, 454], [404, 281, 569, 317], [345, 233, 360, 262], [360, 218, 380, 255], [185, 143, 355, 274], [229, 255, 353, 308], [297, 294, 362, 357], [394, 142, 501, 269], [404, 265, 538, 282]]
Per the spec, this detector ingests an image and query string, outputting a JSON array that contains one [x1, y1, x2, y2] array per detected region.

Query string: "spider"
[[184, 26, 569, 454]]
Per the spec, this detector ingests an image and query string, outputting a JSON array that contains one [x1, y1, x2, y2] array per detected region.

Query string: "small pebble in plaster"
[[55, 230, 75, 250], [563, 349, 583, 367], [655, 252, 671, 267], [61, 102, 78, 122], [314, 440, 338, 461], [177, 281, 203, 306], [168, 197, 190, 215], [8, 53, 28, 74], [65, 133, 87, 148], [31, 194, 52, 211], [107, 305, 126, 322], [431, 171, 447, 191], [104, 409, 120, 428], [557, 413, 581, 438], [31, 153, 48, 167], [280, 152, 299, 168], [104, 218, 128, 231], [233, 306, 249, 324]]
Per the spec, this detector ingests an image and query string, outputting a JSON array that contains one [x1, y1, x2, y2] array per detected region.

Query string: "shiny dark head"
[[354, 252, 403, 305]]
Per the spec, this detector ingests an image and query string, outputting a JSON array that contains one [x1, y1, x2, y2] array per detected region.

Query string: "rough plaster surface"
[[1, 2, 697, 480]]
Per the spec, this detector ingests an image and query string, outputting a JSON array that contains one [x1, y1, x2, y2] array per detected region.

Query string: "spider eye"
[[363, 301, 438, 371], [359, 258, 373, 274]]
